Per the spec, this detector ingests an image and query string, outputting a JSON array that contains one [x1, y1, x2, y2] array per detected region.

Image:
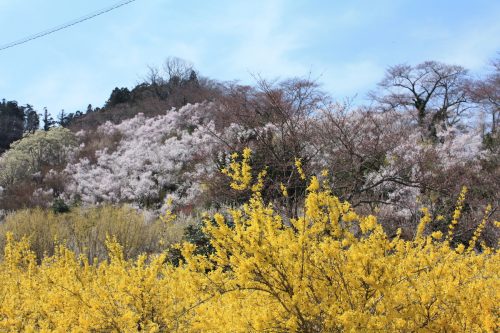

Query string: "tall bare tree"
[[373, 61, 469, 138], [163, 57, 195, 84], [466, 58, 499, 135]]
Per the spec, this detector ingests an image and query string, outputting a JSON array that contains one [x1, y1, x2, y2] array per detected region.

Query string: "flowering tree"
[[0, 127, 75, 187], [0, 128, 76, 210], [65, 103, 220, 209]]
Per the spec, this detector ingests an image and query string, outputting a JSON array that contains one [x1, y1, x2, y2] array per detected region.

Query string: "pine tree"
[[0, 99, 25, 154], [42, 108, 55, 131], [24, 104, 40, 133]]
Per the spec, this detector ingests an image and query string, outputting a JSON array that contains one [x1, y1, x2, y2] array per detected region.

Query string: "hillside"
[[0, 57, 499, 332], [1, 59, 499, 247]]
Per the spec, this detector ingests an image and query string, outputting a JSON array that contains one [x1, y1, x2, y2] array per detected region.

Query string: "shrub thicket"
[[0, 205, 190, 262]]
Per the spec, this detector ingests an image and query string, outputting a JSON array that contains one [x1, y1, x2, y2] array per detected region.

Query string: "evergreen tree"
[[57, 110, 70, 127], [187, 70, 199, 87], [0, 99, 25, 154], [42, 108, 55, 131], [24, 104, 40, 133], [105, 87, 131, 108]]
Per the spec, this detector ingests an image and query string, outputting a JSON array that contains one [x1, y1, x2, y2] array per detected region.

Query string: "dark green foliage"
[[482, 132, 499, 152], [168, 222, 215, 266], [57, 110, 68, 127], [55, 109, 85, 128], [52, 198, 70, 214], [184, 223, 214, 256], [0, 99, 25, 154], [24, 104, 40, 133], [106, 87, 132, 108], [86, 104, 94, 113], [42, 108, 55, 131]]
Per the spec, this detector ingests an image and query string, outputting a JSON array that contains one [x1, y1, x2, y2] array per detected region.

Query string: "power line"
[[0, 0, 137, 52]]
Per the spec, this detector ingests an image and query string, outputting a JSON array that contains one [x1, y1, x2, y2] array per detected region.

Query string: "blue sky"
[[0, 0, 499, 116]]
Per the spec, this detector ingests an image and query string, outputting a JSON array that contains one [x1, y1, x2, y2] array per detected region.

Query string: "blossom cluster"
[[64, 103, 221, 208]]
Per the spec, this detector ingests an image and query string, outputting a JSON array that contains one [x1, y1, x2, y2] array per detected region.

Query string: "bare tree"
[[373, 61, 469, 138], [209, 77, 328, 217], [144, 65, 164, 86], [466, 58, 499, 135], [162, 57, 195, 84], [317, 103, 411, 203]]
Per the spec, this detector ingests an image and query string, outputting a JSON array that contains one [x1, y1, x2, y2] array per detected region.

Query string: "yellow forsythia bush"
[[0, 150, 498, 332]]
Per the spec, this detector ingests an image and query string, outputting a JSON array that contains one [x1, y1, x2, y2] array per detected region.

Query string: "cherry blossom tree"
[[65, 103, 221, 210]]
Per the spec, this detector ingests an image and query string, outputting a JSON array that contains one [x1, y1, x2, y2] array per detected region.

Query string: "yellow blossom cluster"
[[416, 207, 432, 239], [468, 204, 492, 252], [447, 186, 468, 240], [279, 182, 289, 197], [221, 148, 253, 191], [0, 151, 498, 332], [294, 158, 306, 180]]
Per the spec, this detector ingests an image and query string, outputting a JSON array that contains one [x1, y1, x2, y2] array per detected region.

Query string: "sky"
[[0, 0, 499, 116]]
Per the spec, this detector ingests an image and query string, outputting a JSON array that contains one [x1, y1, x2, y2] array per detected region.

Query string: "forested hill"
[[0, 58, 222, 150], [0, 57, 498, 248]]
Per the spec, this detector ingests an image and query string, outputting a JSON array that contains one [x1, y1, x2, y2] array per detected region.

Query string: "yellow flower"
[[431, 231, 443, 240], [416, 207, 431, 239], [294, 158, 306, 180], [447, 186, 467, 239], [279, 182, 289, 197]]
